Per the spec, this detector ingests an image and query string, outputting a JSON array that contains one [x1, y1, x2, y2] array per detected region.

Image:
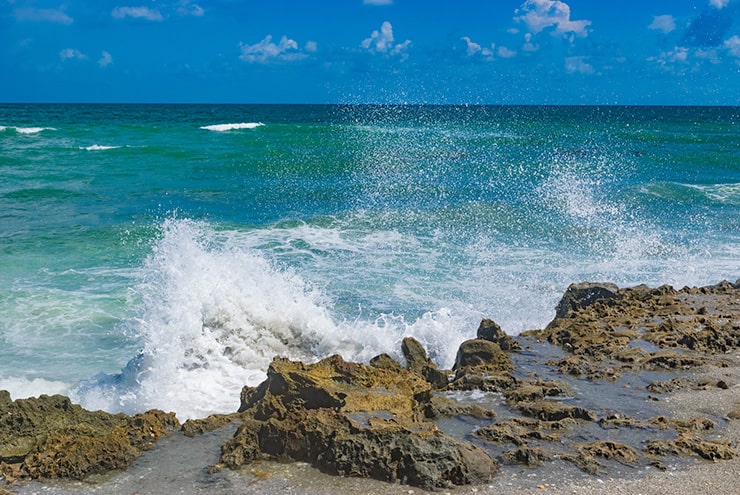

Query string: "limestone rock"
[[0, 391, 178, 482], [223, 355, 497, 489], [554, 282, 620, 319], [476, 319, 520, 351], [401, 337, 449, 389]]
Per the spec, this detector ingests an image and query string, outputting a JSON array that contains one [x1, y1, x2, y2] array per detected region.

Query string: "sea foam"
[[200, 122, 264, 132]]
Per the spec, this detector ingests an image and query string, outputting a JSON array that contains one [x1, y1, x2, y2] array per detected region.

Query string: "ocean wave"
[[200, 122, 265, 132], [80, 144, 122, 151], [1, 126, 56, 134]]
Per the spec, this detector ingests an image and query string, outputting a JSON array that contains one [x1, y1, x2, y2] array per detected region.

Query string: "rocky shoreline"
[[1, 280, 738, 493]]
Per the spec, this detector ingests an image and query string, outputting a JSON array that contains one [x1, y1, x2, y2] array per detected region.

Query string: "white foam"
[[0, 377, 71, 400], [81, 144, 121, 151], [200, 122, 264, 132], [13, 126, 56, 134]]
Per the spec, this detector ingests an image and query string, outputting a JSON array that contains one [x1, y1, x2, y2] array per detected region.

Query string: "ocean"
[[0, 104, 737, 420]]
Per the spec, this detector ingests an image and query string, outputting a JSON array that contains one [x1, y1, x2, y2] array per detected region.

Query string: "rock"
[[476, 319, 520, 351], [369, 353, 404, 371], [501, 447, 551, 466], [554, 282, 620, 319], [401, 337, 449, 389], [578, 440, 638, 465], [645, 433, 736, 461], [452, 339, 514, 380], [515, 401, 596, 422], [223, 355, 497, 489], [0, 391, 178, 482], [181, 413, 238, 437]]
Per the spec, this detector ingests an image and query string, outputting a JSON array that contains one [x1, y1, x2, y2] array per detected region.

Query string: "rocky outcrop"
[[219, 354, 497, 489], [0, 392, 178, 482]]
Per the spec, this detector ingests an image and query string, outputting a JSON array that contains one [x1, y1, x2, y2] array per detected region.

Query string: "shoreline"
[[2, 280, 738, 494]]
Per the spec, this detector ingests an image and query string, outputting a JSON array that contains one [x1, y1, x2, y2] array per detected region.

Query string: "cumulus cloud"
[[498, 46, 517, 58], [649, 15, 676, 34], [362, 21, 411, 58], [60, 48, 87, 61], [239, 35, 312, 63], [565, 56, 594, 74], [515, 0, 591, 37], [112, 6, 164, 21], [710, 0, 730, 8], [725, 35, 740, 57], [98, 51, 113, 68], [461, 36, 494, 59], [14, 7, 73, 25], [177, 1, 204, 17]]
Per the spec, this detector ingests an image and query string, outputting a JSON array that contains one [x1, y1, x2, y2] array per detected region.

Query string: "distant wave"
[[200, 122, 265, 132], [80, 144, 122, 151], [0, 126, 56, 134]]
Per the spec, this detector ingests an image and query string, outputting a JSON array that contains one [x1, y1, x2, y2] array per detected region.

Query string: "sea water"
[[0, 104, 737, 420]]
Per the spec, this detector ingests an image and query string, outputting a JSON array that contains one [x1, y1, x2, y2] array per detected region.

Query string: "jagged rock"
[[423, 395, 495, 420], [223, 355, 497, 489], [181, 413, 238, 437], [645, 433, 736, 460], [515, 401, 596, 422], [401, 337, 449, 389], [501, 447, 551, 466], [554, 282, 620, 319], [369, 353, 404, 371], [0, 391, 178, 482], [578, 440, 639, 465], [452, 339, 514, 381], [476, 319, 520, 351], [473, 417, 564, 446]]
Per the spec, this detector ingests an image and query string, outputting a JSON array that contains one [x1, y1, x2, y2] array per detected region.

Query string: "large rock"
[[452, 339, 514, 380], [476, 319, 520, 351], [401, 336, 449, 389], [554, 282, 620, 319], [221, 355, 497, 489], [0, 391, 178, 482]]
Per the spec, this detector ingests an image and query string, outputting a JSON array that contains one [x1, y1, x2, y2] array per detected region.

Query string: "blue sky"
[[2, 0, 739, 104]]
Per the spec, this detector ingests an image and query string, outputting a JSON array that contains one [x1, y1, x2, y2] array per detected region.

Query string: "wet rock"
[[473, 418, 563, 446], [476, 319, 521, 351], [554, 282, 620, 319], [0, 391, 178, 482], [222, 355, 497, 489], [182, 413, 238, 437], [515, 401, 597, 422], [452, 339, 514, 381], [645, 433, 736, 461], [401, 337, 449, 389], [423, 395, 495, 420], [501, 446, 551, 466], [578, 440, 638, 465], [369, 353, 404, 371]]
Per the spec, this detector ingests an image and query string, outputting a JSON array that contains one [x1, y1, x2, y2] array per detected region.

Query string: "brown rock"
[[401, 337, 449, 389], [476, 319, 521, 351], [224, 355, 497, 489]]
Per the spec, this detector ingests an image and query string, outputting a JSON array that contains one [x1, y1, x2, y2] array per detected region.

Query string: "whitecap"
[[200, 122, 265, 132], [14, 126, 56, 134], [81, 144, 121, 151]]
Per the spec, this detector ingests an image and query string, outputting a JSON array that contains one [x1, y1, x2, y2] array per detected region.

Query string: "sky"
[[1, 0, 739, 104]]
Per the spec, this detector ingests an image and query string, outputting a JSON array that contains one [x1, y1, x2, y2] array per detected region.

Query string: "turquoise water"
[[1, 104, 738, 419]]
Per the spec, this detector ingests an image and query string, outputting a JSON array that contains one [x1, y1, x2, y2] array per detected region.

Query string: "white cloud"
[[112, 6, 164, 21], [565, 56, 594, 74], [497, 46, 517, 58], [522, 32, 539, 51], [178, 1, 204, 17], [14, 7, 73, 25], [98, 51, 113, 68], [362, 21, 411, 58], [648, 15, 676, 34], [725, 35, 740, 57], [364, 0, 393, 4], [515, 0, 591, 37], [710, 0, 730, 8], [60, 48, 87, 61], [305, 40, 318, 53], [239, 35, 309, 63]]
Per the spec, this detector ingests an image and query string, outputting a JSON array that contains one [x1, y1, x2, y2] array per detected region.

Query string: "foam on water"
[[74, 218, 470, 419], [80, 144, 121, 151], [200, 122, 265, 132]]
